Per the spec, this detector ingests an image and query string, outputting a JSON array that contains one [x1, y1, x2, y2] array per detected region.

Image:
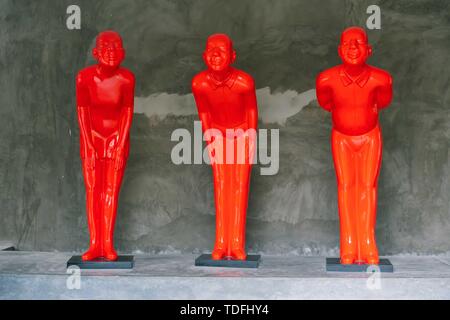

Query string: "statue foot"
[[362, 242, 379, 264], [103, 238, 118, 261], [211, 247, 226, 260], [364, 253, 379, 265], [340, 254, 356, 265], [103, 248, 118, 261], [82, 246, 101, 261], [231, 248, 247, 260]]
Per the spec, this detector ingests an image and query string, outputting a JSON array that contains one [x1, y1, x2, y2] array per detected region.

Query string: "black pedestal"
[[195, 254, 261, 268], [67, 255, 134, 269], [326, 257, 393, 272]]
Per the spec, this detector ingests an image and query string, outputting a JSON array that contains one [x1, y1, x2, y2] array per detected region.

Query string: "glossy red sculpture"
[[192, 34, 258, 260], [76, 31, 135, 261], [316, 27, 393, 265]]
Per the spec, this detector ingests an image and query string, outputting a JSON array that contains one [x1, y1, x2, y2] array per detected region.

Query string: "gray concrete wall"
[[0, 0, 449, 255]]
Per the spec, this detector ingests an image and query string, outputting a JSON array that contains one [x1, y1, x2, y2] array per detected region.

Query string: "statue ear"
[[202, 51, 208, 65], [368, 45, 373, 57], [231, 50, 237, 64], [337, 45, 343, 60], [92, 48, 99, 60]]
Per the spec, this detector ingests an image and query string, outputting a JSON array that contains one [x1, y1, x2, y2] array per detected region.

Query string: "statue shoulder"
[[118, 67, 135, 84], [316, 65, 339, 85], [191, 70, 209, 92], [76, 65, 96, 84], [369, 66, 392, 85], [234, 69, 255, 91]]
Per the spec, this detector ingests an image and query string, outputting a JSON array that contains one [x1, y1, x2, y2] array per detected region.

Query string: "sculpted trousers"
[[331, 124, 382, 265], [208, 128, 254, 260], [81, 133, 129, 261]]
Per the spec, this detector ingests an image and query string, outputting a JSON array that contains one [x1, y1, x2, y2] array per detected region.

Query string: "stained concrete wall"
[[0, 0, 449, 255]]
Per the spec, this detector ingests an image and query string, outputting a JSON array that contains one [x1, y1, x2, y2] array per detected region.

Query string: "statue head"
[[203, 33, 236, 73], [338, 27, 372, 66], [93, 30, 125, 69]]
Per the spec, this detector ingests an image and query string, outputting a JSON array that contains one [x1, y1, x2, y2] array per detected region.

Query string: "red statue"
[[192, 34, 258, 260], [316, 27, 393, 265], [76, 31, 135, 261]]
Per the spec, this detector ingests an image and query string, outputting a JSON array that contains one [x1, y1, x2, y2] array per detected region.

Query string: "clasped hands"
[[204, 128, 257, 164], [85, 144, 126, 171]]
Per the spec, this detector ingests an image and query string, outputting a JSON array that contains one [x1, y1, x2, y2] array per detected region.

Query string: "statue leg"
[[230, 135, 252, 260], [101, 157, 126, 261], [230, 163, 251, 260], [358, 127, 382, 265], [332, 130, 358, 264], [211, 162, 229, 260], [81, 159, 103, 261], [208, 135, 228, 260]]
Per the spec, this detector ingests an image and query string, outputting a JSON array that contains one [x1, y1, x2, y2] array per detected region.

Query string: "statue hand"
[[245, 131, 257, 164], [114, 146, 125, 171], [85, 145, 97, 170]]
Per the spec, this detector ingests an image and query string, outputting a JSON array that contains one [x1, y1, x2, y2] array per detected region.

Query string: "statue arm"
[[117, 73, 135, 151], [76, 73, 95, 158], [376, 73, 393, 109], [244, 79, 258, 131], [316, 72, 333, 112], [111, 73, 135, 171], [192, 82, 212, 133]]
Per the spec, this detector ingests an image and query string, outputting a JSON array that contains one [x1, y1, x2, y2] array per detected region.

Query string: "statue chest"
[[89, 77, 123, 109]]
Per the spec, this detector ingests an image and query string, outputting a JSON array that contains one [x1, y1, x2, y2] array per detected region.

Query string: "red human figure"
[[192, 34, 258, 260], [316, 27, 393, 265], [76, 31, 135, 261]]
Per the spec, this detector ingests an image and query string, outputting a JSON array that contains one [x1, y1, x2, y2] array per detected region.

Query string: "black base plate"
[[326, 257, 393, 272], [195, 254, 261, 268], [67, 255, 134, 269]]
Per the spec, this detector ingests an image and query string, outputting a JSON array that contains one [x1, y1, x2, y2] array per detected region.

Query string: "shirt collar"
[[206, 69, 237, 90], [339, 66, 371, 88]]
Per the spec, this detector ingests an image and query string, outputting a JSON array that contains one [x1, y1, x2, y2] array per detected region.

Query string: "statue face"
[[338, 27, 372, 66], [93, 31, 125, 69], [203, 34, 236, 72]]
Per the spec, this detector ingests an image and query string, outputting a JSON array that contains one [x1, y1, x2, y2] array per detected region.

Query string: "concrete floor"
[[1, 251, 450, 299]]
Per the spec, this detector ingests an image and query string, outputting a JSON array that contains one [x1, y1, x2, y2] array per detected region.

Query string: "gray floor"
[[1, 251, 450, 299]]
